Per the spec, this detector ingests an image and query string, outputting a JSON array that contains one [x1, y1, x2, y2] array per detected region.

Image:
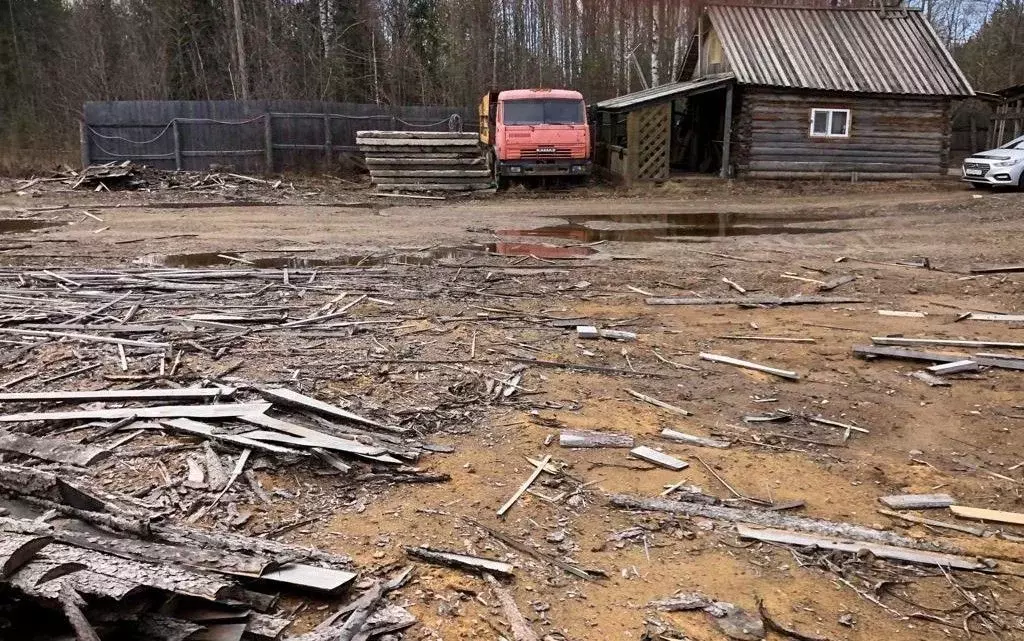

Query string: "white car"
[[962, 135, 1024, 188]]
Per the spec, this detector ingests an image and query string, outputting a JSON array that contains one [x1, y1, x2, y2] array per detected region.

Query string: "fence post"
[[79, 120, 90, 170], [264, 111, 276, 172], [323, 115, 332, 168], [172, 120, 183, 171]]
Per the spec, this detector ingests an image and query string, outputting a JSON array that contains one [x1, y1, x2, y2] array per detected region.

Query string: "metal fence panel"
[[81, 100, 474, 173]]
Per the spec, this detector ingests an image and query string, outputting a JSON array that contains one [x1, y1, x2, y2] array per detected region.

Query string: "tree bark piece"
[[735, 524, 987, 570], [660, 429, 731, 449], [59, 582, 102, 641], [559, 429, 633, 448], [463, 517, 598, 582], [949, 505, 1024, 526], [878, 494, 955, 510], [485, 573, 540, 641], [405, 545, 514, 578], [700, 352, 800, 381], [0, 532, 52, 579], [608, 493, 936, 550], [0, 432, 110, 466]]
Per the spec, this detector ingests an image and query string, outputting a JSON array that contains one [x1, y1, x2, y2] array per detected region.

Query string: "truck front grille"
[[519, 148, 574, 159]]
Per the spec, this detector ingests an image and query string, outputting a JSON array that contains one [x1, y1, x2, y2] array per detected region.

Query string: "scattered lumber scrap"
[[559, 429, 633, 448], [0, 432, 110, 467], [0, 387, 233, 403], [485, 573, 541, 641], [967, 313, 1024, 322], [625, 389, 691, 416], [405, 546, 514, 578], [576, 326, 637, 341], [660, 429, 730, 449], [877, 509, 986, 537], [735, 524, 987, 570], [497, 455, 551, 518], [927, 360, 979, 375], [257, 387, 403, 434], [969, 264, 1024, 274], [699, 353, 800, 381], [878, 494, 955, 510], [357, 131, 491, 193], [608, 494, 939, 549], [853, 345, 1024, 371], [650, 592, 766, 641], [949, 505, 1024, 526], [629, 446, 688, 471], [0, 402, 273, 423], [645, 295, 864, 306], [818, 274, 856, 292]]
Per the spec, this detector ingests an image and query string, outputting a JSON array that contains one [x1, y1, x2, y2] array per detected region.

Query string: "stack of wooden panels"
[[357, 130, 491, 192]]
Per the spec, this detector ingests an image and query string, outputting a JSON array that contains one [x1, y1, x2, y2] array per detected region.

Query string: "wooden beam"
[[872, 337, 1024, 349], [879, 494, 955, 510]]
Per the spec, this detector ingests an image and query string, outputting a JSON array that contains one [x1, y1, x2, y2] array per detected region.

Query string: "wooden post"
[[79, 120, 90, 170], [263, 113, 273, 174], [323, 115, 332, 167], [626, 111, 639, 187], [720, 83, 734, 179], [172, 120, 182, 171], [969, 114, 977, 154]]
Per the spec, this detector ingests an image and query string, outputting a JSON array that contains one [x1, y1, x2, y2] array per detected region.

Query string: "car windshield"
[[503, 99, 585, 125], [1000, 136, 1024, 150]]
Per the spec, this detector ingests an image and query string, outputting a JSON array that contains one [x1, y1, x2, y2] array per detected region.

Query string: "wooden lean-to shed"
[[989, 83, 1024, 148], [594, 4, 975, 182]]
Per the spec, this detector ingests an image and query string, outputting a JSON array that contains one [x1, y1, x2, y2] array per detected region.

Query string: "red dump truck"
[[479, 88, 592, 186]]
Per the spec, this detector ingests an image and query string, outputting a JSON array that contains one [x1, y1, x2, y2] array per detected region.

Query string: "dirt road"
[[1, 178, 1023, 640]]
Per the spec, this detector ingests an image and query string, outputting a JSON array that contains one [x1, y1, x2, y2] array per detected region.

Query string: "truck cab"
[[479, 88, 592, 181]]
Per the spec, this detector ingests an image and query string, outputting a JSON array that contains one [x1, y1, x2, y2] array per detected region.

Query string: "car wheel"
[[1019, 172, 1024, 192]]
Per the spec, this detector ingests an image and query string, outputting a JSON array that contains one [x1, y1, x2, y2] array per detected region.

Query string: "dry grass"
[[0, 147, 78, 178]]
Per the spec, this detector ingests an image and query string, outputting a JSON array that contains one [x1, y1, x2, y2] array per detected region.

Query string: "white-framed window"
[[809, 108, 851, 138]]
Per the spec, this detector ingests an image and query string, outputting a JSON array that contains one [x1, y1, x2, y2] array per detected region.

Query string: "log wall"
[[732, 88, 952, 179]]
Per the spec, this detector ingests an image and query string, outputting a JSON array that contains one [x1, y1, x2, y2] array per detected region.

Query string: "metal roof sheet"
[[707, 6, 973, 96], [594, 73, 735, 111]]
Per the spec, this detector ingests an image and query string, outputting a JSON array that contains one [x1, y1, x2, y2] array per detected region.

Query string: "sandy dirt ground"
[[1, 176, 1024, 641]]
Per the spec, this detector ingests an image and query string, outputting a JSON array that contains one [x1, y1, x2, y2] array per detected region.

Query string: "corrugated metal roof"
[[707, 6, 973, 96], [594, 73, 735, 111]]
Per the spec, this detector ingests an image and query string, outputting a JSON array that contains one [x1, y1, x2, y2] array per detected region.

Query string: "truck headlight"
[[994, 158, 1022, 167]]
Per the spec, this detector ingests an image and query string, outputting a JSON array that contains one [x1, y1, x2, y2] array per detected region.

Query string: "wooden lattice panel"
[[633, 104, 670, 182]]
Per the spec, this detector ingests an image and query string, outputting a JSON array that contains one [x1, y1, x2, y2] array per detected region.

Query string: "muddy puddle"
[[138, 242, 594, 268], [0, 219, 64, 233], [498, 211, 849, 242]]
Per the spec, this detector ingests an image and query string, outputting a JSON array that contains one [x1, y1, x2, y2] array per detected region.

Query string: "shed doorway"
[[671, 86, 731, 176]]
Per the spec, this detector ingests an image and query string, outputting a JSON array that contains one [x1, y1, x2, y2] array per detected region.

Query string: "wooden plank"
[[878, 310, 926, 318], [967, 313, 1024, 322], [856, 345, 1024, 371], [0, 327, 169, 349], [699, 352, 800, 381], [497, 455, 551, 518], [558, 429, 633, 448], [235, 413, 387, 457], [158, 419, 306, 456], [717, 335, 815, 344], [879, 494, 955, 510], [257, 563, 357, 593], [646, 296, 864, 306], [0, 402, 271, 423], [405, 546, 514, 578], [625, 389, 692, 416], [819, 274, 856, 291], [0, 387, 233, 403], [872, 336, 1024, 349], [0, 432, 111, 466], [969, 264, 1024, 274], [927, 360, 979, 375], [949, 505, 1024, 526], [735, 524, 986, 570], [629, 446, 688, 470], [660, 429, 730, 449], [258, 388, 404, 433], [877, 508, 985, 536]]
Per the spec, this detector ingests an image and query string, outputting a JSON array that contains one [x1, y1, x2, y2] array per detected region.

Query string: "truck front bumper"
[[498, 160, 592, 177]]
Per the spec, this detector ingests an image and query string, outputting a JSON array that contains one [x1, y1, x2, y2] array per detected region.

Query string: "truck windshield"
[[503, 99, 585, 125]]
